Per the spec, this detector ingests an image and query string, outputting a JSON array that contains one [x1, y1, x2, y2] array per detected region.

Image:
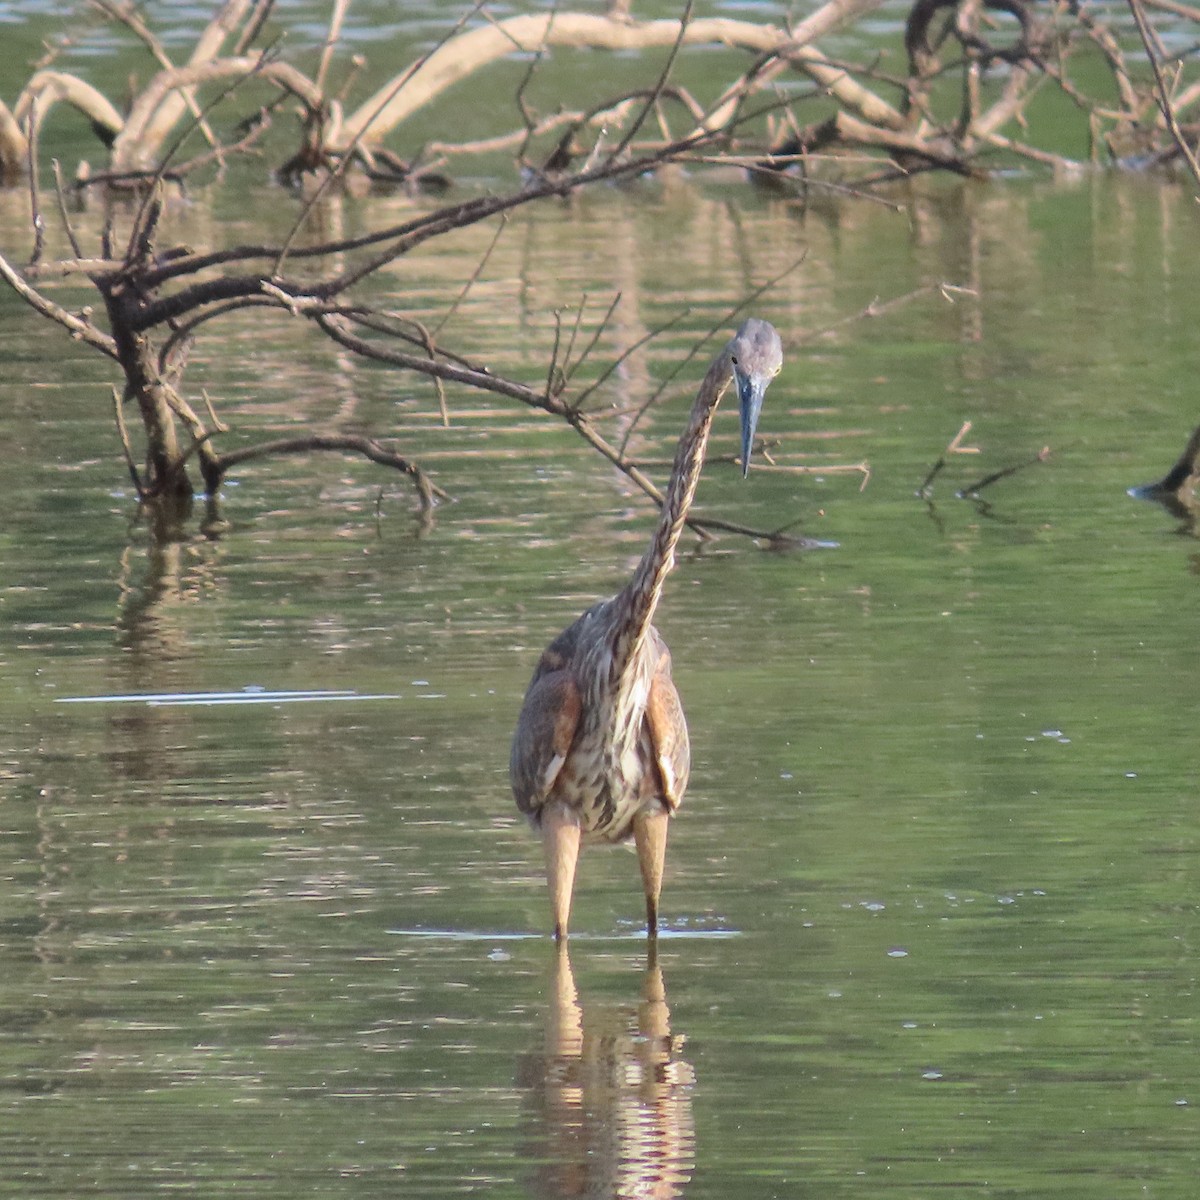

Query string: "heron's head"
[[729, 318, 784, 478]]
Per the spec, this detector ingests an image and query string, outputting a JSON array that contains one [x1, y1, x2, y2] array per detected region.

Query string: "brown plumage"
[[510, 319, 784, 939]]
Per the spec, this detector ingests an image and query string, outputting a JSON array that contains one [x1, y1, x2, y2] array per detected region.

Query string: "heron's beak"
[[736, 368, 769, 478]]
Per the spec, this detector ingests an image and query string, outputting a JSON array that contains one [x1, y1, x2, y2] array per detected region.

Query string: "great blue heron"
[[510, 319, 784, 939]]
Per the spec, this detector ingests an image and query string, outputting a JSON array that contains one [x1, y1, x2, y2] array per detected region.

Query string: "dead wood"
[[2, 0, 1199, 540], [2, 1, 1196, 191], [0, 114, 825, 531], [958, 446, 1051, 497]]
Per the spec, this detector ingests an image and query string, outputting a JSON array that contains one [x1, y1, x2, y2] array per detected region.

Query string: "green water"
[[3, 4, 1200, 1197]]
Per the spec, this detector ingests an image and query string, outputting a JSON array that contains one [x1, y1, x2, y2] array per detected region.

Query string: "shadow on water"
[[517, 943, 695, 1199]]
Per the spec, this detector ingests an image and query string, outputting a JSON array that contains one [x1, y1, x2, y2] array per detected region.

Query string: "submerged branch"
[[958, 446, 1051, 497], [917, 419, 980, 497], [209, 435, 449, 510]]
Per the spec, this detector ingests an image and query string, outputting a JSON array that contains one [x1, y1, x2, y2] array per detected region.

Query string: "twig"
[[405, 317, 450, 427], [1127, 0, 1200, 191], [917, 418, 979, 496], [608, 0, 693, 161], [50, 159, 84, 260], [200, 388, 229, 434], [570, 309, 691, 413], [690, 451, 872, 488], [563, 293, 623, 409], [813, 282, 974, 344], [514, 48, 547, 169], [232, 0, 275, 56], [315, 0, 350, 95], [562, 295, 588, 385], [0, 246, 117, 358], [958, 446, 1050, 496], [112, 385, 146, 498], [211, 435, 449, 510]]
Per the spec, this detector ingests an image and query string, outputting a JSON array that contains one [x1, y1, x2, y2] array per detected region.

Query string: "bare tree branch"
[[0, 247, 117, 357], [209, 434, 448, 510], [1127, 0, 1200, 191]]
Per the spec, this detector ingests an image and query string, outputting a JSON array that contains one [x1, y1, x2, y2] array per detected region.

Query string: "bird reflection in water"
[[517, 944, 695, 1198]]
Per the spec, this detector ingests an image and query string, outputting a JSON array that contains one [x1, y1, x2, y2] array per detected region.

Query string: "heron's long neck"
[[608, 352, 732, 675]]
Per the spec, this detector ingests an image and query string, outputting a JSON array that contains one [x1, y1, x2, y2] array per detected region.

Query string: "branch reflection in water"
[[518, 944, 695, 1198]]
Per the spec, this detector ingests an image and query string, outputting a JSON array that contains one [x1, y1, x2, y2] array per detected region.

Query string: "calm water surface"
[[3, 6, 1200, 1198]]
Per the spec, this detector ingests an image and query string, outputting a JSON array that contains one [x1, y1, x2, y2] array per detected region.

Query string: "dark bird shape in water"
[[510, 319, 784, 939], [1129, 421, 1200, 520]]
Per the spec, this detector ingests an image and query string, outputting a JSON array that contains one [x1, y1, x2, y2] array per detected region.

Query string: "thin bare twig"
[[232, 0, 274, 56], [50, 159, 84, 260], [1127, 0, 1200, 191], [570, 309, 691, 414], [0, 247, 118, 358], [958, 446, 1051, 496], [917, 418, 980, 496], [315, 0, 350, 95], [514, 44, 548, 168], [561, 296, 588, 385], [608, 0, 693, 161], [431, 215, 508, 338], [403, 316, 451, 426], [200, 388, 229, 433], [563, 293, 623, 410], [112, 385, 146, 498], [211, 434, 449, 510]]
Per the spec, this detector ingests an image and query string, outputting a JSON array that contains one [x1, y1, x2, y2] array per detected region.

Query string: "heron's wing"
[[510, 660, 582, 817], [645, 644, 689, 810]]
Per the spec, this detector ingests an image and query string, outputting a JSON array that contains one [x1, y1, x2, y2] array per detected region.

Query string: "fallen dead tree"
[[0, 1, 1198, 191], [0, 115, 843, 542], [0, 0, 1191, 537]]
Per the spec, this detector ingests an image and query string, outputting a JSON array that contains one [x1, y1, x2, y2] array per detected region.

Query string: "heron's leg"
[[634, 808, 669, 938], [542, 804, 581, 940]]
